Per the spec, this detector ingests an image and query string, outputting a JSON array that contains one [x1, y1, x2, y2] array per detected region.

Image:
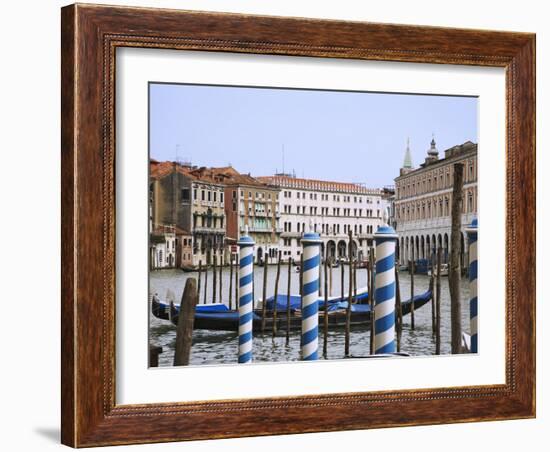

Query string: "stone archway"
[[337, 240, 347, 258], [326, 240, 336, 260]]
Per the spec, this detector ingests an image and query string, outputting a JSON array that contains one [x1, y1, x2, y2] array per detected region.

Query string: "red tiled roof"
[[150, 160, 273, 188]]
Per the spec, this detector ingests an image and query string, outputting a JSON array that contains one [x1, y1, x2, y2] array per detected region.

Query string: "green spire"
[[403, 137, 413, 169]]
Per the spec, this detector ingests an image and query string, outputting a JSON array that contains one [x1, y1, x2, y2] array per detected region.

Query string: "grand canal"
[[149, 266, 473, 367]]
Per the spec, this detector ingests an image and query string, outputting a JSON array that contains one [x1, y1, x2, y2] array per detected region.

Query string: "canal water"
[[149, 266, 473, 367]]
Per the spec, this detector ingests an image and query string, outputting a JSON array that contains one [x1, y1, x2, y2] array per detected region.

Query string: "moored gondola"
[[151, 289, 432, 332]]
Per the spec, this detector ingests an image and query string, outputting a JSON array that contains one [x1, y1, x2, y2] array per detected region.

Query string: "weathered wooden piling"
[[234, 256, 238, 310], [149, 345, 163, 368], [212, 255, 217, 304], [409, 256, 415, 330], [219, 253, 223, 304], [395, 265, 403, 352], [435, 247, 442, 355], [228, 257, 233, 310], [174, 278, 199, 366], [450, 163, 464, 354], [169, 301, 174, 323], [319, 252, 323, 297], [197, 260, 202, 305], [203, 262, 208, 304], [329, 256, 333, 296], [260, 257, 269, 335], [369, 250, 375, 355], [323, 250, 329, 359], [272, 251, 282, 338], [252, 259, 255, 310], [340, 258, 345, 312], [345, 231, 353, 357], [430, 253, 436, 334], [286, 256, 292, 346]]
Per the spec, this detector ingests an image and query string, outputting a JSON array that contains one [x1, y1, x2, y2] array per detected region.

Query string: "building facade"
[[149, 161, 226, 268], [211, 167, 281, 264], [150, 225, 176, 269], [394, 139, 478, 266], [258, 175, 385, 263]]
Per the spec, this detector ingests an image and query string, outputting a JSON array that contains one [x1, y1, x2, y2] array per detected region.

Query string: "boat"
[[151, 288, 432, 332], [428, 263, 449, 277]]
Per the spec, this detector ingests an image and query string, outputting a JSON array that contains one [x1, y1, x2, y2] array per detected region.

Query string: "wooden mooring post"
[[228, 257, 233, 310], [149, 345, 163, 368], [345, 231, 353, 357], [329, 256, 333, 296], [272, 251, 282, 338], [212, 255, 217, 304], [323, 251, 329, 358], [286, 257, 292, 346], [450, 163, 464, 354], [369, 250, 375, 355], [260, 257, 269, 335], [436, 247, 442, 355], [430, 253, 436, 335], [173, 278, 199, 366], [197, 260, 202, 305], [234, 256, 238, 310], [409, 256, 415, 330], [203, 261, 208, 304], [218, 253, 223, 304], [395, 266, 403, 352]]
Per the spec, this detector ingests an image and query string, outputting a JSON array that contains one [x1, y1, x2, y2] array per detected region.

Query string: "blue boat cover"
[[264, 290, 370, 311], [162, 302, 230, 313], [195, 303, 230, 313]]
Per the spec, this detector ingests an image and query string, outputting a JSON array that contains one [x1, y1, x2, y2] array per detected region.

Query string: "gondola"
[[151, 289, 432, 333]]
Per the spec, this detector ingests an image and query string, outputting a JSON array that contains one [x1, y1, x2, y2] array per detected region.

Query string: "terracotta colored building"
[[210, 167, 281, 264]]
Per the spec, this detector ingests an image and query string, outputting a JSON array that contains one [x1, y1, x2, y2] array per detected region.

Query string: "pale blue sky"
[[149, 83, 477, 187]]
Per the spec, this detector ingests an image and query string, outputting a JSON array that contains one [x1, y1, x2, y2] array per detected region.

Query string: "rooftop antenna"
[[282, 144, 285, 174], [175, 144, 180, 164]]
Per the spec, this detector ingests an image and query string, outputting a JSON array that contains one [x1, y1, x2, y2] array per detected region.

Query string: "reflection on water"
[[149, 267, 472, 367]]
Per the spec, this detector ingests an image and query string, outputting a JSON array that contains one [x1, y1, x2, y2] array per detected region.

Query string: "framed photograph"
[[61, 4, 535, 447]]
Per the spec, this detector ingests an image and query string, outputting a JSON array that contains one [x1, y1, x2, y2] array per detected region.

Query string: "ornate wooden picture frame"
[[61, 3, 535, 447]]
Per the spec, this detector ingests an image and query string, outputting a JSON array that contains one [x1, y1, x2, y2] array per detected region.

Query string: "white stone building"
[[257, 175, 386, 262], [150, 225, 177, 269], [394, 138, 478, 266]]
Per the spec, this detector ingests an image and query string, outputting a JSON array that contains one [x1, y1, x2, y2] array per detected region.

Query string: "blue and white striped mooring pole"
[[301, 230, 322, 360], [373, 224, 398, 354], [466, 218, 478, 353], [237, 226, 255, 363]]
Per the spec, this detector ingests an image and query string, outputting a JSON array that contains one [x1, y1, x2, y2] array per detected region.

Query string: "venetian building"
[[258, 174, 386, 263], [210, 167, 281, 264], [149, 161, 226, 268], [393, 138, 478, 267]]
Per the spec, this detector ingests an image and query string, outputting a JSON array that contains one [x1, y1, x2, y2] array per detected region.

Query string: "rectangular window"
[[181, 188, 190, 201], [220, 192, 224, 203]]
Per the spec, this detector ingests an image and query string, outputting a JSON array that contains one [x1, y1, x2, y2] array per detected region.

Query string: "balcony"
[[240, 225, 273, 233], [281, 231, 301, 238], [193, 226, 225, 234]]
